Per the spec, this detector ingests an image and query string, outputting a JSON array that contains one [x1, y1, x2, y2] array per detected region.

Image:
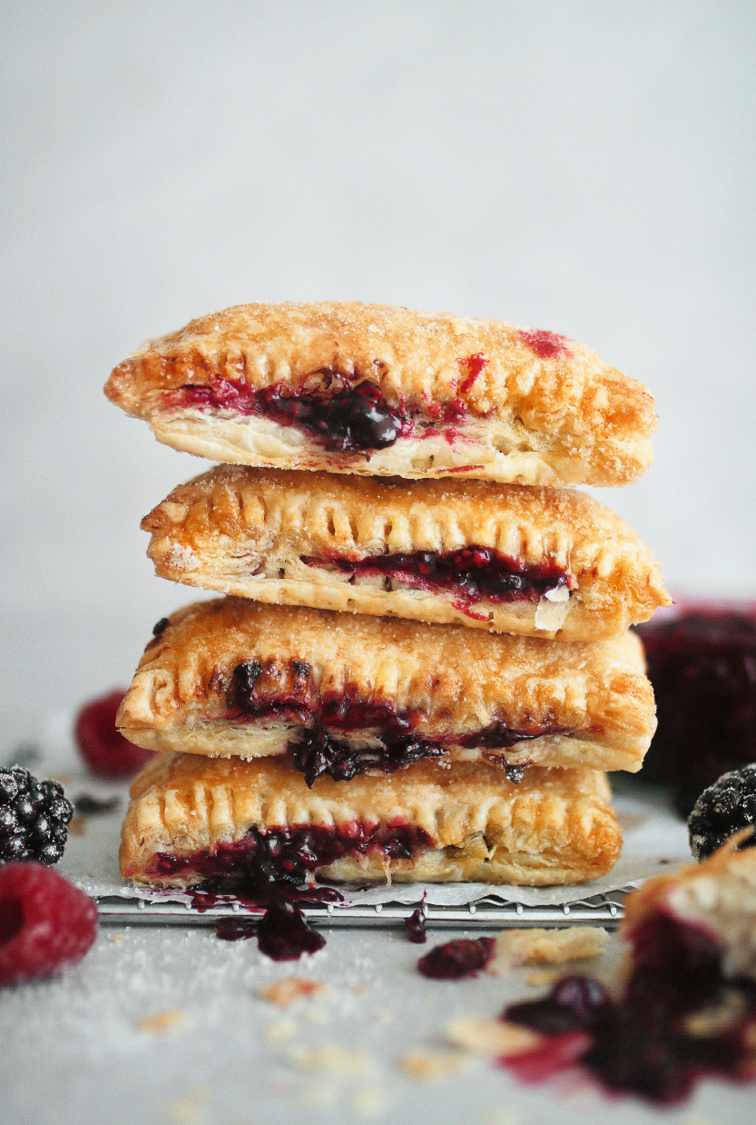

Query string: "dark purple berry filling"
[[256, 900, 325, 960], [302, 547, 571, 608], [637, 609, 756, 815], [151, 821, 434, 904], [502, 915, 756, 1105], [405, 908, 427, 944], [214, 898, 325, 960], [228, 664, 564, 785], [172, 376, 407, 452], [417, 937, 495, 979]]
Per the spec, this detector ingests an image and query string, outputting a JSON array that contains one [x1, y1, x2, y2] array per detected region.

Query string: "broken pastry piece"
[[119, 753, 622, 888], [116, 598, 656, 781], [497, 836, 756, 1104], [143, 466, 670, 642], [104, 301, 657, 487]]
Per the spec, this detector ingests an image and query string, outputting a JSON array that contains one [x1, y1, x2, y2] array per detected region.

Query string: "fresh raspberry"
[[0, 862, 98, 985], [74, 689, 154, 779]]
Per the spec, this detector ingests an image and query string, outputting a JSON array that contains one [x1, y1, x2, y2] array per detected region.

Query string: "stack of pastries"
[[105, 303, 670, 895]]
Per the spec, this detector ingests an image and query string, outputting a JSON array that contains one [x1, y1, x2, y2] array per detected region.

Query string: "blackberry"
[[0, 766, 73, 865], [688, 764, 756, 859]]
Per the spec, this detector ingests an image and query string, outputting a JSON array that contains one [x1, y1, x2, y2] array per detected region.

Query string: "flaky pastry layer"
[[143, 466, 670, 642], [120, 754, 622, 887], [104, 302, 656, 486], [117, 598, 656, 772]]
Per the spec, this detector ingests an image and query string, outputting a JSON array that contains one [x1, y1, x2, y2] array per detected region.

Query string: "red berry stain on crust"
[[518, 329, 571, 360], [457, 353, 488, 394], [0, 862, 97, 986], [417, 937, 495, 979], [74, 690, 155, 779]]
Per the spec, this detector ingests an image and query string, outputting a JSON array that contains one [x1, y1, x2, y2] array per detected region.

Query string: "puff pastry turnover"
[[143, 466, 670, 642], [117, 598, 656, 779], [622, 832, 756, 981], [120, 753, 622, 888], [104, 302, 657, 487]]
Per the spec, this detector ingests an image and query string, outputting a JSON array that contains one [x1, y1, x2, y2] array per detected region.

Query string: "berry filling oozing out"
[[502, 915, 756, 1105], [150, 822, 434, 904], [302, 548, 572, 610], [171, 376, 408, 452], [228, 662, 560, 785], [637, 610, 756, 815]]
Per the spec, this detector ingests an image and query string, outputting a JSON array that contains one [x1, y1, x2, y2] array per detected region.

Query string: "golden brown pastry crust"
[[117, 598, 656, 772], [143, 466, 670, 642], [621, 834, 756, 980], [120, 754, 622, 887], [104, 302, 656, 487]]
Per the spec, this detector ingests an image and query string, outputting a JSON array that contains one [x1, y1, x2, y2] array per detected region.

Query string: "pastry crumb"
[[164, 1087, 208, 1125], [264, 1018, 297, 1041], [109, 934, 124, 944], [525, 968, 561, 987], [447, 1017, 543, 1057], [290, 1044, 374, 1075], [259, 976, 326, 1007], [400, 1048, 469, 1080], [350, 1086, 387, 1116], [487, 926, 608, 974], [139, 1009, 185, 1033], [68, 815, 86, 837], [352, 983, 372, 994]]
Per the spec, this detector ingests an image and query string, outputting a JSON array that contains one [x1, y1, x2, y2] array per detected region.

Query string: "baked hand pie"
[[116, 598, 656, 781], [104, 302, 657, 487], [143, 466, 670, 642], [119, 753, 622, 888], [497, 836, 756, 1103]]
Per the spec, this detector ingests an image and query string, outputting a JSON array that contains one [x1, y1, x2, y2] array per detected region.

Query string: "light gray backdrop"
[[1, 1, 754, 741]]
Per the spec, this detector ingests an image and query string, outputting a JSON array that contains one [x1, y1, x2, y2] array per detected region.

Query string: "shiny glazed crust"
[[143, 466, 670, 642], [119, 754, 622, 887], [621, 833, 756, 981], [117, 598, 656, 772], [104, 302, 657, 487]]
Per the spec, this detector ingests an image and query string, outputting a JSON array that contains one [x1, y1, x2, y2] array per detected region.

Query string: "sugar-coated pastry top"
[[105, 302, 657, 486], [142, 466, 670, 641]]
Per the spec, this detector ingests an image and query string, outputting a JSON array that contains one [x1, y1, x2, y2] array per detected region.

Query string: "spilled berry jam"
[[256, 900, 325, 960], [405, 908, 427, 944], [214, 898, 324, 960], [228, 665, 561, 785], [302, 547, 571, 609], [637, 609, 756, 815], [502, 916, 756, 1105], [417, 937, 495, 979], [172, 375, 407, 452]]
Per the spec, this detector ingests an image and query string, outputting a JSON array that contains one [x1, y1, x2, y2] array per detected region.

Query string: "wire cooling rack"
[[95, 888, 629, 929]]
